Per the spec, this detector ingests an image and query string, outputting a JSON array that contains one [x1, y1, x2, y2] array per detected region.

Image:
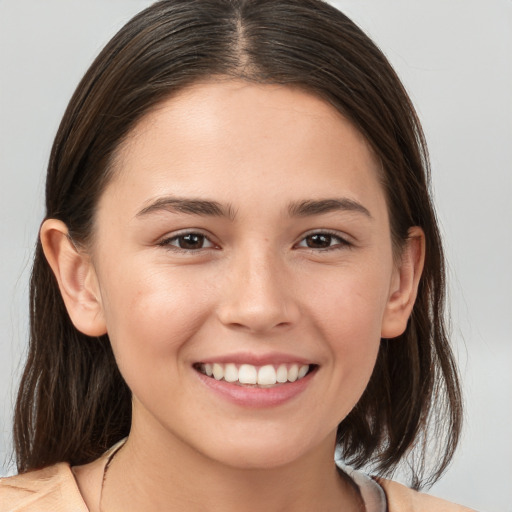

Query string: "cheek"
[[308, 263, 391, 340], [97, 264, 213, 377], [304, 265, 391, 396]]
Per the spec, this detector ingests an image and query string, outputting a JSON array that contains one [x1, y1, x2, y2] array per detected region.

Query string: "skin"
[[42, 80, 424, 512]]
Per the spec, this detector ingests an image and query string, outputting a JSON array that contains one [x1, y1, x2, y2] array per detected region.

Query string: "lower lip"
[[194, 368, 316, 408]]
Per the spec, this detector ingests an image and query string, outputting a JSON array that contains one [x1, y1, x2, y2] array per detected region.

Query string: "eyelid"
[[156, 228, 352, 253], [294, 229, 353, 250], [158, 229, 219, 251]]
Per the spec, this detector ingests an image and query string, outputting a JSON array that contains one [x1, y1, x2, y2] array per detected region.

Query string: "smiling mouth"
[[194, 363, 316, 387]]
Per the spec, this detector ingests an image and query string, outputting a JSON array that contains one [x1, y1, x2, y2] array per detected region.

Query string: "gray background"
[[1, 1, 510, 511]]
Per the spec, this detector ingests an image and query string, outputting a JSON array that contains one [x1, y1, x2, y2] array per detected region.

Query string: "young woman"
[[0, 1, 475, 510]]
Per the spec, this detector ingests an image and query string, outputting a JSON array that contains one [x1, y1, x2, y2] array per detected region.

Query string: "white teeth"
[[224, 363, 238, 383], [288, 364, 299, 382], [257, 365, 277, 385], [212, 363, 224, 381], [238, 364, 258, 384], [276, 364, 288, 383], [200, 362, 312, 386], [298, 364, 309, 379]]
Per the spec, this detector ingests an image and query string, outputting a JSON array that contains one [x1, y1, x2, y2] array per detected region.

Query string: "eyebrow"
[[288, 198, 372, 219], [136, 197, 236, 220], [136, 196, 371, 220]]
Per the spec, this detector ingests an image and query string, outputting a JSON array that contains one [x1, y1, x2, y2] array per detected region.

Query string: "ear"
[[381, 226, 425, 339], [40, 219, 107, 337]]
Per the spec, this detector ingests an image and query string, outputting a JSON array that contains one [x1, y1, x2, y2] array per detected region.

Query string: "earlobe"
[[381, 226, 425, 339], [40, 219, 107, 337]]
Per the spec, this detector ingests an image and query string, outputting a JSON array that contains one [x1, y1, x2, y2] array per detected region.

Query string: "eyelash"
[[294, 230, 352, 252], [158, 230, 352, 253], [158, 231, 217, 252]]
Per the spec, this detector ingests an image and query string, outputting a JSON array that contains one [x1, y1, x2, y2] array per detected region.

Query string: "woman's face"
[[88, 81, 407, 468]]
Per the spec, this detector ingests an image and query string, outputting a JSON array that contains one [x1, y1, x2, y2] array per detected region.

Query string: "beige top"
[[0, 462, 476, 512]]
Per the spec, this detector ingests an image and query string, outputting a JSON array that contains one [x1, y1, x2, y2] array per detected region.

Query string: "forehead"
[[103, 80, 386, 220]]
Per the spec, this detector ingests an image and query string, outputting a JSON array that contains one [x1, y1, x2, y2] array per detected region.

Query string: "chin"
[[200, 432, 323, 471]]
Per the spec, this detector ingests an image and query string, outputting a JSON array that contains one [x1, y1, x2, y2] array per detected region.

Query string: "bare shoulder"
[[0, 463, 88, 512], [378, 478, 477, 512]]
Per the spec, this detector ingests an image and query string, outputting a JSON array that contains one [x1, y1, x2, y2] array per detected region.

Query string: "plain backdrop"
[[0, 1, 510, 511]]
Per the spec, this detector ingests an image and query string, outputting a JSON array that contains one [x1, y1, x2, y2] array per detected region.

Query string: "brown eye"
[[161, 232, 215, 251], [304, 234, 333, 249], [177, 234, 205, 249], [296, 232, 350, 251]]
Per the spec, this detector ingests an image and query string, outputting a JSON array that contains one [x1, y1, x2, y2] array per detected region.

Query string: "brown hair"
[[14, 0, 462, 488]]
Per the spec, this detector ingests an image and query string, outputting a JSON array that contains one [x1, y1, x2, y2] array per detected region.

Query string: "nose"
[[216, 246, 300, 334]]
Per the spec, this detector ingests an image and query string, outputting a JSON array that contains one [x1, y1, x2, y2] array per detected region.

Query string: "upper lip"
[[195, 352, 316, 366]]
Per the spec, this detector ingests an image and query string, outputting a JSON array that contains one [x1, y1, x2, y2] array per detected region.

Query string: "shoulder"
[[378, 478, 477, 512], [0, 463, 88, 512]]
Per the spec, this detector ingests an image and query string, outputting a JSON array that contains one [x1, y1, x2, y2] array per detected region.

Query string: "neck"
[[100, 428, 362, 512]]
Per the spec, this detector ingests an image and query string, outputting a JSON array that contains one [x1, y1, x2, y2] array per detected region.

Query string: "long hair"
[[14, 0, 462, 488]]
